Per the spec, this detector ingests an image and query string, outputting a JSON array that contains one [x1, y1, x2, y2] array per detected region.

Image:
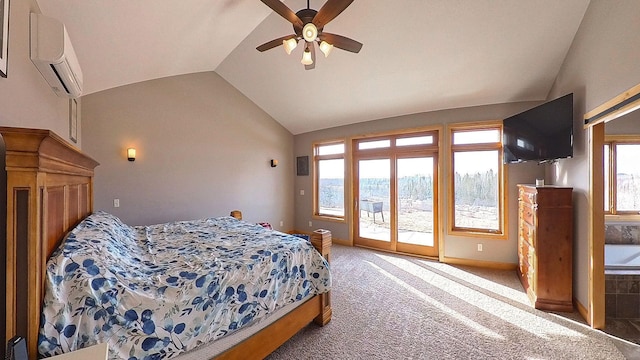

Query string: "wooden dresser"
[[517, 185, 573, 312]]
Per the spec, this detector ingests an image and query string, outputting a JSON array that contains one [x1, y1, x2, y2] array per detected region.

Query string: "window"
[[358, 139, 390, 150], [605, 138, 640, 215], [449, 123, 505, 237], [314, 141, 345, 220], [396, 135, 434, 147]]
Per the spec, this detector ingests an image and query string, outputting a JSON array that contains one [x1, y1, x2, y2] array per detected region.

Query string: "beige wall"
[[0, 1, 78, 355], [0, 1, 78, 145], [81, 72, 295, 228], [606, 111, 640, 135], [548, 0, 640, 309], [294, 102, 545, 264]]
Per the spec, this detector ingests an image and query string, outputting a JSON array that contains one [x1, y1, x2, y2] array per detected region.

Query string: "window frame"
[[447, 121, 507, 239], [313, 139, 347, 222], [604, 135, 640, 219]]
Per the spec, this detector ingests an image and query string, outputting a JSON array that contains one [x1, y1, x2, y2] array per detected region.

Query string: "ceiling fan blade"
[[305, 43, 316, 70], [256, 34, 297, 52], [261, 0, 304, 30], [319, 33, 363, 53], [313, 0, 354, 29]]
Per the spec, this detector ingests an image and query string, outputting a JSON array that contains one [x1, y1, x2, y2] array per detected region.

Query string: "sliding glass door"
[[396, 156, 436, 254], [353, 132, 439, 258], [357, 158, 391, 243]]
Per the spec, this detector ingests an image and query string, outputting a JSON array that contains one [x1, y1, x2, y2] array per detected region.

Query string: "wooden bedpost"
[[310, 229, 332, 326]]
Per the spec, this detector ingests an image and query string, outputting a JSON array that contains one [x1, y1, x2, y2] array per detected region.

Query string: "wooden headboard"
[[2, 127, 99, 359]]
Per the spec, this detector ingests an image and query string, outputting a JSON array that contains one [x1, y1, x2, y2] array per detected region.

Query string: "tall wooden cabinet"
[[517, 185, 573, 312]]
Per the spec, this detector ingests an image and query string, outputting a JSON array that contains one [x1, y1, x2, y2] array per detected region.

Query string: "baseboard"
[[441, 256, 517, 271], [330, 238, 351, 246], [353, 245, 438, 261], [288, 231, 516, 271]]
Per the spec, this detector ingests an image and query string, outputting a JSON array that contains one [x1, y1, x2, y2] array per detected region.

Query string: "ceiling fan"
[[256, 0, 363, 70]]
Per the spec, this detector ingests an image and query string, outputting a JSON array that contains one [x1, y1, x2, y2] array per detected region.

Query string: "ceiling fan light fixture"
[[301, 47, 313, 65], [283, 38, 298, 55], [257, 0, 362, 68], [302, 23, 318, 42], [319, 41, 333, 58]]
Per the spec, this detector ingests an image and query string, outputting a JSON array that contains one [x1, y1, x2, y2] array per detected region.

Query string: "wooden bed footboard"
[[216, 229, 332, 360]]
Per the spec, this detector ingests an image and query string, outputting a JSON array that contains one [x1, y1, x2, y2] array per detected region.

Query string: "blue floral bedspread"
[[38, 211, 331, 360]]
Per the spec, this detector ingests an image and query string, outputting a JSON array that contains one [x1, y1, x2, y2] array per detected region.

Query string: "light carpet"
[[267, 245, 631, 359]]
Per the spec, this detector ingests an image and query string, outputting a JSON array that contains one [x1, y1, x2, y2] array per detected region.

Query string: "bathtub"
[[605, 244, 640, 270], [605, 244, 640, 319]]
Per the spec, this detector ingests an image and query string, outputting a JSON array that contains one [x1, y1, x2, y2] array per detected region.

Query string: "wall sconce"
[[271, 159, 278, 167], [127, 148, 136, 162]]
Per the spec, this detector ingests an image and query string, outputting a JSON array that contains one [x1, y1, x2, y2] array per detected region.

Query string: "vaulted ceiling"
[[37, 0, 591, 134]]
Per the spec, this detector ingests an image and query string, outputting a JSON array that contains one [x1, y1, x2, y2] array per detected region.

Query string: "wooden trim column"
[[587, 123, 605, 329]]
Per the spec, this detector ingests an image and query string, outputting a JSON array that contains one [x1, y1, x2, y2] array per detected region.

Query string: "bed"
[[38, 211, 331, 359], [2, 127, 332, 360]]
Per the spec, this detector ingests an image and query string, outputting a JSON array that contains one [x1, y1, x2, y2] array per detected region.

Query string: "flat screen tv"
[[503, 93, 573, 164]]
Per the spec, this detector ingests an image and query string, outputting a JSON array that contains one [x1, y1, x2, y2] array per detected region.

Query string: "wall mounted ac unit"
[[30, 13, 83, 98]]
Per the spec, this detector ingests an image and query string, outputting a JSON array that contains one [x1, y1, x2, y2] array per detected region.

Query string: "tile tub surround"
[[606, 274, 640, 319], [605, 223, 640, 244], [605, 224, 640, 323]]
